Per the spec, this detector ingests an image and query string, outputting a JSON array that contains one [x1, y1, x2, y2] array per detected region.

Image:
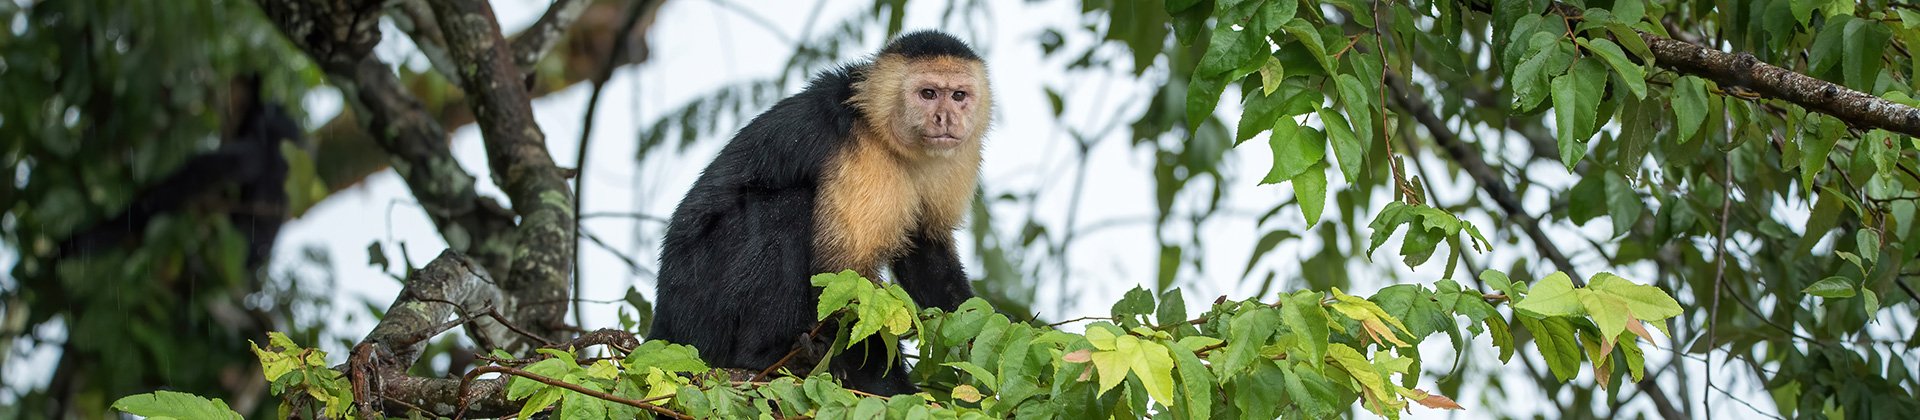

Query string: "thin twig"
[[466, 365, 692, 419], [573, 0, 654, 328], [1045, 316, 1114, 328], [751, 318, 837, 382], [1704, 156, 1734, 419], [581, 227, 653, 276]]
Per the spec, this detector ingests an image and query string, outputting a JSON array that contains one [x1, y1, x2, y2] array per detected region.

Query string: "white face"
[[892, 58, 988, 156]]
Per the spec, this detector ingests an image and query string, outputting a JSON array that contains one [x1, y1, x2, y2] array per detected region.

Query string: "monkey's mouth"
[[923, 135, 963, 148]]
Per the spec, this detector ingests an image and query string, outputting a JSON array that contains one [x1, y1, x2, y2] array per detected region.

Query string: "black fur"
[[650, 32, 983, 395], [881, 30, 980, 61]]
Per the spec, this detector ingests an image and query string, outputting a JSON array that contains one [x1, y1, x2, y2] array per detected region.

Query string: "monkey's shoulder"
[[705, 65, 875, 186], [738, 65, 868, 142]]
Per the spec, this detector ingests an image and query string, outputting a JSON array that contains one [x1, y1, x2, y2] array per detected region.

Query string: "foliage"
[[1, 0, 329, 416], [252, 332, 355, 418], [1112, 0, 1920, 416], [109, 391, 244, 420], [133, 270, 1679, 418]]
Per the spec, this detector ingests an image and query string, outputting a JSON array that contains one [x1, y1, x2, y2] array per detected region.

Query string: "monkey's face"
[[892, 58, 990, 156]]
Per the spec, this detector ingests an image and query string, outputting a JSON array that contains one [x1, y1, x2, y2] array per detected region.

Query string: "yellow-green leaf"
[[1514, 272, 1583, 317]]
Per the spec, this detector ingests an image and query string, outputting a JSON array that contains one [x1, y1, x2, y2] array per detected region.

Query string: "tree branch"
[[255, 0, 519, 278], [427, 0, 578, 345], [511, 0, 595, 71], [1638, 29, 1920, 137], [310, 0, 668, 193], [1473, 0, 1920, 138]]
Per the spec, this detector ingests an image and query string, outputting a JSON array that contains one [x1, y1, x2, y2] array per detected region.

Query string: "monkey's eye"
[[920, 89, 937, 100], [951, 91, 967, 101]]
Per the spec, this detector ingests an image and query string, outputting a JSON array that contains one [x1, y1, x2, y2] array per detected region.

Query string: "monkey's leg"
[[831, 334, 918, 395], [890, 230, 975, 312]]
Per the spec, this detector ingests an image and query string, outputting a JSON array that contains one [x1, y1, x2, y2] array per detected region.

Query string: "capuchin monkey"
[[650, 31, 991, 395]]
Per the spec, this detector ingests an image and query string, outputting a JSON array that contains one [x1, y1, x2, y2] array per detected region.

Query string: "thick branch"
[[1490, 1, 1920, 138], [511, 0, 594, 71], [312, 0, 666, 192], [1386, 73, 1687, 420], [383, 0, 463, 84], [251, 0, 381, 71], [1637, 32, 1920, 137], [358, 251, 513, 370], [428, 0, 577, 344], [256, 0, 518, 279]]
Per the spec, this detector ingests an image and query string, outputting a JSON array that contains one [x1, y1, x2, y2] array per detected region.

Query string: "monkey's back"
[[649, 65, 869, 368]]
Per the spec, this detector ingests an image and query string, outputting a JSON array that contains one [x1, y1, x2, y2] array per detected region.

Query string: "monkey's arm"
[[889, 229, 975, 312]]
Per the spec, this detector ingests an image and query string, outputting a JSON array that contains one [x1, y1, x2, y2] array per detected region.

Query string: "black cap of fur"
[[880, 30, 980, 61]]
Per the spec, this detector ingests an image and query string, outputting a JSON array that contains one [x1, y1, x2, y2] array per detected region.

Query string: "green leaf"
[[1293, 162, 1329, 228], [1263, 118, 1325, 183], [1231, 360, 1287, 419], [1281, 18, 1337, 77], [1335, 73, 1375, 151], [1254, 0, 1299, 36], [1802, 277, 1857, 298], [1320, 107, 1363, 184], [1580, 38, 1646, 98], [1045, 88, 1065, 117], [1481, 269, 1519, 297], [1279, 291, 1331, 370], [813, 270, 865, 320], [1166, 341, 1214, 419], [1578, 291, 1632, 345], [1280, 361, 1341, 417], [1840, 18, 1891, 90], [1488, 315, 1517, 362], [1604, 172, 1642, 238], [112, 391, 243, 420], [1521, 316, 1583, 381], [1186, 73, 1232, 129], [1809, 17, 1849, 75], [1672, 76, 1710, 143], [1798, 188, 1845, 255], [1902, 9, 1920, 29], [1511, 32, 1563, 112], [1514, 272, 1583, 317], [1155, 289, 1189, 331], [520, 388, 566, 420], [1221, 307, 1279, 376], [851, 396, 888, 419], [1800, 115, 1844, 189], [1791, 0, 1815, 27], [1612, 0, 1645, 24], [1258, 56, 1286, 96], [623, 340, 710, 373], [1551, 59, 1607, 169], [1112, 286, 1157, 321], [1864, 289, 1881, 321], [945, 361, 999, 391]]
